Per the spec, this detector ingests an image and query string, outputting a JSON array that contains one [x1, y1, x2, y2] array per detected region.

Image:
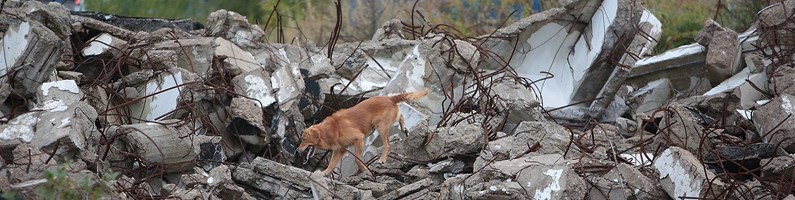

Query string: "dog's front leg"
[[353, 138, 368, 174], [322, 149, 346, 175]]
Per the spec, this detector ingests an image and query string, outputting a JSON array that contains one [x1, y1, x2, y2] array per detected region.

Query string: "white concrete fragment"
[[639, 9, 663, 56], [0, 124, 34, 142], [82, 33, 113, 56], [0, 21, 31, 78], [40, 80, 80, 96], [737, 109, 753, 120], [653, 147, 723, 199], [635, 44, 705, 66], [243, 74, 276, 107], [35, 99, 68, 112], [129, 70, 184, 122], [534, 169, 563, 200], [703, 67, 768, 109]]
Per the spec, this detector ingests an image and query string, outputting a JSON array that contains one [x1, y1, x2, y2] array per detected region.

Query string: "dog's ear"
[[302, 126, 319, 142]]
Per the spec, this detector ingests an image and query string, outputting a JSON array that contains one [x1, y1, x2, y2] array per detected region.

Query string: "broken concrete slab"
[[476, 121, 574, 169], [703, 67, 768, 109], [81, 32, 129, 57], [653, 147, 726, 199], [472, 154, 585, 200], [652, 103, 713, 154], [28, 80, 98, 150], [127, 68, 196, 123], [760, 155, 795, 180], [629, 43, 708, 92], [227, 97, 268, 145], [483, 0, 660, 115], [754, 94, 795, 153], [589, 163, 665, 200], [630, 78, 673, 114], [0, 18, 65, 100], [757, 0, 795, 28], [108, 122, 197, 173], [205, 9, 264, 49], [213, 37, 262, 76], [376, 178, 431, 200], [233, 157, 367, 199], [232, 68, 276, 108], [489, 80, 543, 132], [149, 37, 260, 76], [71, 11, 204, 33]]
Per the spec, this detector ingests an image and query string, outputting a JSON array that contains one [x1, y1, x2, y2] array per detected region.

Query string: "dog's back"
[[327, 89, 429, 136]]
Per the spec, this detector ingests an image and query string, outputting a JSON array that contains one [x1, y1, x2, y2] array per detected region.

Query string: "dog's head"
[[298, 125, 320, 152]]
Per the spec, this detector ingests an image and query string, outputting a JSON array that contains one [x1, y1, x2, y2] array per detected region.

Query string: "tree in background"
[[86, 0, 762, 54]]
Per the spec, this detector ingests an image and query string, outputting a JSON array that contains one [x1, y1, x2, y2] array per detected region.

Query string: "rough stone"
[[760, 155, 795, 180], [754, 95, 795, 153], [425, 123, 484, 159], [652, 103, 713, 154], [205, 9, 265, 49], [588, 163, 665, 200], [758, 0, 795, 27], [653, 147, 726, 199], [371, 19, 405, 42], [376, 178, 431, 200], [695, 19, 729, 46], [705, 30, 741, 81], [233, 157, 367, 199]]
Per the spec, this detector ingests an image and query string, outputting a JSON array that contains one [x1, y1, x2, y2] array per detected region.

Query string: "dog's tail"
[[390, 88, 430, 103]]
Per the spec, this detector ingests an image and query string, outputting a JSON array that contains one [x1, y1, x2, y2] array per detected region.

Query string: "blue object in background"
[[532, 0, 542, 13]]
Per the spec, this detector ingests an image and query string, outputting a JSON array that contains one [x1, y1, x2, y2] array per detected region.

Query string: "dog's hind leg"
[[353, 136, 368, 174], [398, 115, 407, 133], [322, 149, 346, 175], [376, 125, 392, 164]]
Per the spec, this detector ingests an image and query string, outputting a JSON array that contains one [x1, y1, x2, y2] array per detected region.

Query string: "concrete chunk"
[[227, 97, 268, 145], [205, 9, 265, 49], [0, 19, 64, 99], [81, 32, 128, 57], [425, 123, 484, 159], [705, 30, 741, 80], [653, 147, 725, 199], [109, 122, 197, 173], [232, 68, 276, 108], [754, 94, 795, 152]]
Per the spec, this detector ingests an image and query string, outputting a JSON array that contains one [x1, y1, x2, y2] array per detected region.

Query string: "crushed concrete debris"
[[654, 147, 725, 199], [3, 0, 793, 198]]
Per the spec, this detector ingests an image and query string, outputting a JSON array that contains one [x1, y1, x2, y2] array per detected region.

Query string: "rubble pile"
[[1, 0, 795, 199]]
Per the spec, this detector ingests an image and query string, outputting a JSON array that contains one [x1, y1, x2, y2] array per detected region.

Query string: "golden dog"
[[298, 89, 429, 175]]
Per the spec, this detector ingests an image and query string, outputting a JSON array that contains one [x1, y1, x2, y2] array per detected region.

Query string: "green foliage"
[[1, 192, 16, 200], [643, 0, 762, 53], [34, 162, 120, 200]]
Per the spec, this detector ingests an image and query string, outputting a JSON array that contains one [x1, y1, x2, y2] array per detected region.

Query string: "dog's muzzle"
[[302, 145, 315, 165]]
